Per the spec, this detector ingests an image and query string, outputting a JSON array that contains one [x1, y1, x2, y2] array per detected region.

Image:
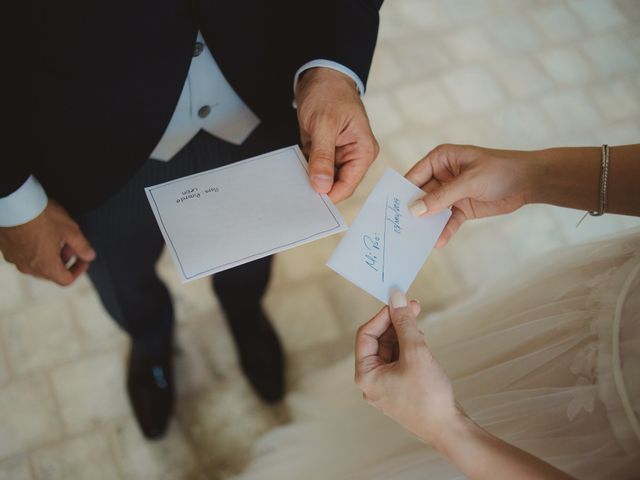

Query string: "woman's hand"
[[354, 289, 460, 446], [405, 144, 538, 247], [355, 290, 576, 480]]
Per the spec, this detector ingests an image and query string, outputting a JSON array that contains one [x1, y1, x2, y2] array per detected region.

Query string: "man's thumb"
[[307, 122, 337, 194]]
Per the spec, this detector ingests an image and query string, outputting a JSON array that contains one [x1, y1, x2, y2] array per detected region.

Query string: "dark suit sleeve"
[[1, 164, 32, 198], [2, 2, 35, 197], [300, 0, 384, 89], [1, 116, 32, 196], [4, 82, 34, 197]]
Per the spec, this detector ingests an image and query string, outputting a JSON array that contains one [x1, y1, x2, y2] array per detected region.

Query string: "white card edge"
[[184, 223, 348, 283], [145, 144, 348, 282], [325, 167, 453, 304]]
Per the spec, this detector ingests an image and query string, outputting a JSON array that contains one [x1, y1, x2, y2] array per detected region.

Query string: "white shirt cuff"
[[0, 176, 48, 227], [292, 59, 366, 108]]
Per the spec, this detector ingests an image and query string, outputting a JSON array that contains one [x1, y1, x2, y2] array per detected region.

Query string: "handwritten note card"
[[145, 146, 347, 282], [327, 169, 451, 304]]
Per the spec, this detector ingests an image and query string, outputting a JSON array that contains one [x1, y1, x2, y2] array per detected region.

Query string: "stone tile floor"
[[1, 0, 640, 478]]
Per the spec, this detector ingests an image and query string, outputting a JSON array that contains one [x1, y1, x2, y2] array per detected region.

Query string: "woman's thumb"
[[409, 176, 469, 217], [389, 289, 422, 348]]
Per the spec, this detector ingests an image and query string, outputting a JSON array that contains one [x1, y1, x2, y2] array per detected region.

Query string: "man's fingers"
[[42, 240, 92, 286], [307, 120, 337, 194], [327, 134, 377, 202], [42, 258, 76, 286], [328, 156, 367, 202], [59, 236, 94, 281], [64, 230, 96, 262], [29, 252, 84, 287], [60, 243, 79, 269], [68, 258, 90, 278]]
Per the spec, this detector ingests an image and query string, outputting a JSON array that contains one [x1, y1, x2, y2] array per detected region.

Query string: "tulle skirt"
[[235, 230, 640, 480]]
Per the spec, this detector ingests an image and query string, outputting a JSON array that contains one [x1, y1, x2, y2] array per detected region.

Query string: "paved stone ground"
[[1, 1, 639, 478]]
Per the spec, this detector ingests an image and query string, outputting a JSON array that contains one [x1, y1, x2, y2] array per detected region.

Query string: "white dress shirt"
[[149, 31, 260, 161], [0, 33, 363, 227]]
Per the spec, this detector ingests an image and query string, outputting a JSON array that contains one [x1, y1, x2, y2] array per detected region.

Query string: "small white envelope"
[[145, 146, 347, 282], [327, 169, 451, 304]]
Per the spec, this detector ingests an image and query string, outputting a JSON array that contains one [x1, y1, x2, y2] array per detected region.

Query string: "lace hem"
[[593, 248, 640, 455]]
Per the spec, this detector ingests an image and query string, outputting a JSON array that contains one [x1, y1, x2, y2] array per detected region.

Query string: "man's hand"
[[296, 67, 379, 203], [0, 200, 96, 286]]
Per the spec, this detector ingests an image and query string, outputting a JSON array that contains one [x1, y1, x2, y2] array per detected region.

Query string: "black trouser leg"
[[73, 127, 289, 355], [212, 255, 273, 323], [73, 156, 190, 356]]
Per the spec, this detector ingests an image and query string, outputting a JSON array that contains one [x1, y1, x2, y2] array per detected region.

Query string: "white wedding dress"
[[235, 230, 640, 480]]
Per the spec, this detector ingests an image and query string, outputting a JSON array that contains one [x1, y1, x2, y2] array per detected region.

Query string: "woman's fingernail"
[[409, 200, 428, 217], [389, 288, 408, 309]]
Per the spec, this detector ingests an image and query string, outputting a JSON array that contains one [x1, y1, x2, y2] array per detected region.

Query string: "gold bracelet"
[[588, 144, 609, 217]]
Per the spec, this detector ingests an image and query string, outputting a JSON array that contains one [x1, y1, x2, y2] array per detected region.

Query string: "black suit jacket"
[[9, 1, 382, 213]]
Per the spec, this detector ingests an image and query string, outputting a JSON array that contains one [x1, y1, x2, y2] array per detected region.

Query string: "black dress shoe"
[[127, 345, 174, 439], [226, 309, 285, 403]]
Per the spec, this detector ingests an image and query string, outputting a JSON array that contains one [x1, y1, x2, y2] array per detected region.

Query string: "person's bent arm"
[[406, 144, 640, 246], [293, 0, 383, 202], [355, 290, 574, 480]]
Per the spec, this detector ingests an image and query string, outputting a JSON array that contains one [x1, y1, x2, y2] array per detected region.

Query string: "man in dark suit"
[[0, 1, 382, 439]]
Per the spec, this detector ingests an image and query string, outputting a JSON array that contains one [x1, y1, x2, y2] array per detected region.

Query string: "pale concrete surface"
[[1, 1, 639, 478]]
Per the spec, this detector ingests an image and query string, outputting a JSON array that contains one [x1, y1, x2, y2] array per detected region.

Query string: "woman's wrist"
[[426, 407, 475, 455], [524, 149, 560, 206], [523, 147, 601, 210], [518, 150, 549, 206], [427, 405, 576, 480]]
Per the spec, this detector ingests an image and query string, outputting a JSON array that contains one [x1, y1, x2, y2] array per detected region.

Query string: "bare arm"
[[435, 414, 573, 480], [355, 291, 574, 480], [529, 144, 640, 215], [406, 144, 640, 246]]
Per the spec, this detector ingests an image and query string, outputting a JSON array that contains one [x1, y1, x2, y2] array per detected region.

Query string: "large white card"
[[327, 169, 451, 304], [145, 145, 347, 282]]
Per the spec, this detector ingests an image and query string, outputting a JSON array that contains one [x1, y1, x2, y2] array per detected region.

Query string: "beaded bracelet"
[[589, 144, 610, 217]]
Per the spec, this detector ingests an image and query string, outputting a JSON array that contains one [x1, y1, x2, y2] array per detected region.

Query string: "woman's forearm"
[[432, 413, 574, 480], [528, 144, 640, 216]]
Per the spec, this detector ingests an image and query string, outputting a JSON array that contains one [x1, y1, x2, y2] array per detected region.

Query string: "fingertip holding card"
[[327, 169, 451, 304]]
